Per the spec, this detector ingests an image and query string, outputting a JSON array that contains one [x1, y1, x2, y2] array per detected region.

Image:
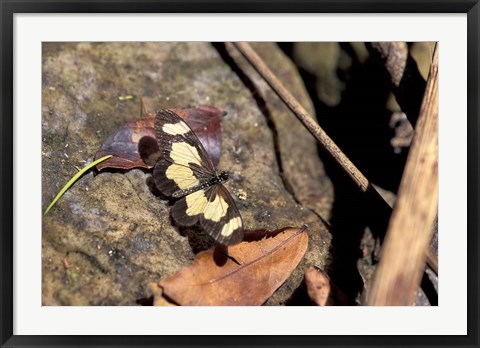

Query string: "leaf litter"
[[156, 226, 309, 306]]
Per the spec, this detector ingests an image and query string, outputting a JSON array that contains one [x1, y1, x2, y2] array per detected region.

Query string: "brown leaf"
[[304, 267, 331, 306], [148, 282, 177, 306], [95, 115, 156, 171], [158, 226, 308, 306], [95, 105, 225, 171]]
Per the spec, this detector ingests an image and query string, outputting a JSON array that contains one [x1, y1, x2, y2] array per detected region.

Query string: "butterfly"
[[151, 109, 244, 245]]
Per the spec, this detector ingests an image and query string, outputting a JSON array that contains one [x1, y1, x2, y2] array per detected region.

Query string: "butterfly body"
[[152, 109, 244, 245]]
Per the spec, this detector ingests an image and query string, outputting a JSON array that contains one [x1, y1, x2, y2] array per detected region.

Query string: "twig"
[[230, 42, 438, 274], [367, 46, 439, 305], [231, 42, 370, 192]]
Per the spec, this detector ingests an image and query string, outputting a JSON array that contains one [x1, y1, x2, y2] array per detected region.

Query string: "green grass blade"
[[43, 155, 112, 216]]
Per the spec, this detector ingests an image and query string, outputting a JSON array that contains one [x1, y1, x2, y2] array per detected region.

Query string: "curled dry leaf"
[[157, 226, 309, 306], [304, 267, 331, 306], [95, 104, 225, 171], [95, 115, 156, 171]]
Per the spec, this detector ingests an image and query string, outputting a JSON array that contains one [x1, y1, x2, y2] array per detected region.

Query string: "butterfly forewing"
[[152, 160, 208, 197], [154, 109, 214, 197], [155, 109, 215, 174], [154, 109, 244, 245]]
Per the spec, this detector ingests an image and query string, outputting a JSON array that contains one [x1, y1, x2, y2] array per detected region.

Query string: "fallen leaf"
[[95, 105, 225, 171], [149, 282, 177, 306], [95, 115, 156, 171], [304, 267, 331, 306], [158, 226, 308, 306]]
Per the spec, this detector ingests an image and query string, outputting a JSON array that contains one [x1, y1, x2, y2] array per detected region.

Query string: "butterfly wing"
[[200, 184, 244, 245], [170, 188, 210, 227], [171, 184, 244, 245], [154, 109, 244, 245], [153, 109, 214, 197]]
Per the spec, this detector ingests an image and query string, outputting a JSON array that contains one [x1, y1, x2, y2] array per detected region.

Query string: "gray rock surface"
[[42, 42, 333, 305]]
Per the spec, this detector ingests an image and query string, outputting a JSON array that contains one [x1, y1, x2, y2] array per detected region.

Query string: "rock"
[[42, 42, 333, 305]]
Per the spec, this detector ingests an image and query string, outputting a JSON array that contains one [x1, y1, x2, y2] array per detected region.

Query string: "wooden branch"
[[367, 46, 438, 306], [426, 248, 438, 275]]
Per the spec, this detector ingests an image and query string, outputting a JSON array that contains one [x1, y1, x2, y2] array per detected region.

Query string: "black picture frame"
[[1, 1, 478, 347]]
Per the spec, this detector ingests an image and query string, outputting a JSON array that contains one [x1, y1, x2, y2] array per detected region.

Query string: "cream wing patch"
[[162, 121, 190, 135], [185, 190, 209, 216], [170, 142, 202, 166], [220, 217, 243, 236], [185, 189, 229, 222], [203, 194, 228, 222], [165, 163, 199, 189]]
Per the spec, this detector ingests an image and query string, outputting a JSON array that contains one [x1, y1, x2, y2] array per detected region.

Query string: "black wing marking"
[[155, 109, 215, 175]]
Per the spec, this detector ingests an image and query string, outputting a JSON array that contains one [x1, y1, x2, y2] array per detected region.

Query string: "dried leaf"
[[149, 282, 177, 306], [158, 226, 308, 306], [95, 115, 156, 171], [304, 267, 331, 306], [95, 105, 225, 171]]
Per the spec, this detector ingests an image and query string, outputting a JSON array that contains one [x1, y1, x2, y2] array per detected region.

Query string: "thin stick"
[[230, 42, 438, 274], [231, 42, 370, 192], [367, 46, 438, 305]]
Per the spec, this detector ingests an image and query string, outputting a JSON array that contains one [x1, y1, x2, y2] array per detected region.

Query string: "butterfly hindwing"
[[170, 184, 243, 245], [200, 184, 244, 245], [171, 188, 209, 226]]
